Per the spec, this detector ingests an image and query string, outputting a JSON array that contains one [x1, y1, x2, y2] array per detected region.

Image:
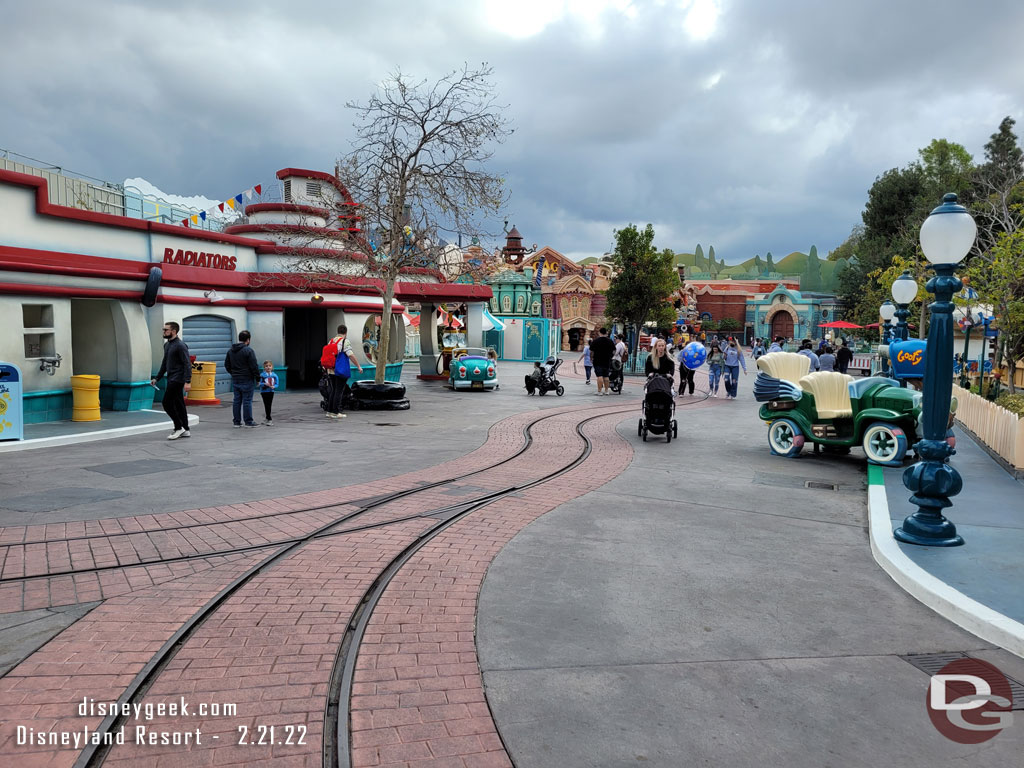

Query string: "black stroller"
[[524, 356, 565, 396], [609, 358, 624, 394], [638, 374, 677, 442]]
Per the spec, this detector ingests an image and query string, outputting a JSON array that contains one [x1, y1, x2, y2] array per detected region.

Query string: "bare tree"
[[268, 64, 512, 383]]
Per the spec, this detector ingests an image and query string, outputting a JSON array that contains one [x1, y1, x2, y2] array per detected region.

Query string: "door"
[[567, 327, 582, 351], [182, 315, 234, 393], [771, 312, 794, 341], [284, 307, 328, 388], [525, 320, 544, 360], [484, 329, 502, 357]]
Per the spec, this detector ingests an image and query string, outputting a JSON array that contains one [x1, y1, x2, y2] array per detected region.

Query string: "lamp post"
[[879, 301, 896, 374], [891, 270, 917, 342], [956, 302, 975, 389], [895, 193, 976, 548]]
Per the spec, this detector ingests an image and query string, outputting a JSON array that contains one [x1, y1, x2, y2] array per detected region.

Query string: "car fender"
[[759, 405, 813, 436], [853, 408, 914, 438]]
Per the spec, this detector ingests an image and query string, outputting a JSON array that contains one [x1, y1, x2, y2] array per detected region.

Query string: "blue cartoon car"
[[449, 348, 498, 391]]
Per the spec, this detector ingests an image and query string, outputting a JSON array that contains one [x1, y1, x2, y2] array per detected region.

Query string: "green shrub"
[[995, 393, 1024, 418]]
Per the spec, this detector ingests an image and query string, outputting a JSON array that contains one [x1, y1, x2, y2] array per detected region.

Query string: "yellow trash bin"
[[185, 361, 221, 405], [70, 374, 101, 422]]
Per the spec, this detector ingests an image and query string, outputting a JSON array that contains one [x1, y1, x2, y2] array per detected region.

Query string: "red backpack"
[[319, 337, 342, 369]]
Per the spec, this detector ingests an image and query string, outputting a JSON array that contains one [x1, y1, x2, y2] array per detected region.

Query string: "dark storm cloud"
[[3, 0, 1022, 262]]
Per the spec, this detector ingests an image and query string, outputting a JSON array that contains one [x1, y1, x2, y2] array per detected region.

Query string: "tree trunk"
[[376, 279, 396, 384], [918, 302, 928, 340]]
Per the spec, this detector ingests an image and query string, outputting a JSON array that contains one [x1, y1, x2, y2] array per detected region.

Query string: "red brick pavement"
[[0, 400, 723, 767]]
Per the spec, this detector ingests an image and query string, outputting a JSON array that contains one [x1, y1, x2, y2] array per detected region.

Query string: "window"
[[502, 295, 512, 312], [490, 297, 498, 312], [571, 296, 579, 311], [306, 181, 321, 198], [283, 179, 292, 202], [516, 294, 526, 313], [532, 301, 541, 316], [22, 303, 55, 358], [821, 308, 829, 318]]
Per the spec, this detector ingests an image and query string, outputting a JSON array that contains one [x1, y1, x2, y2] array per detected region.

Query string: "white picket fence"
[[952, 384, 1024, 469]]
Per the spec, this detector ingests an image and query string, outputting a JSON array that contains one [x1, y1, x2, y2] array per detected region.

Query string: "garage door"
[[182, 315, 234, 393]]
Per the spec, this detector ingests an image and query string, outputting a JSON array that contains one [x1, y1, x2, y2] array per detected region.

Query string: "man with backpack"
[[321, 324, 363, 419]]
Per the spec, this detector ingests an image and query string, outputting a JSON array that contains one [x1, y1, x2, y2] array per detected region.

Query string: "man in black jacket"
[[225, 330, 260, 428], [152, 321, 192, 440]]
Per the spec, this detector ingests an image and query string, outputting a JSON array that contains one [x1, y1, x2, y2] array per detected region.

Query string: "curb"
[[0, 412, 200, 453], [866, 463, 1024, 658]]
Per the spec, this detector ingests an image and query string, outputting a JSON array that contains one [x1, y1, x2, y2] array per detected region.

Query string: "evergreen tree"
[[982, 116, 1024, 191]]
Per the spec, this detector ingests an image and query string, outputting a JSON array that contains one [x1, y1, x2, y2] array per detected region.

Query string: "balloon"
[[680, 341, 707, 370]]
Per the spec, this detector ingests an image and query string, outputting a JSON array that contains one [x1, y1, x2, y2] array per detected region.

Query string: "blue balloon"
[[681, 341, 707, 370]]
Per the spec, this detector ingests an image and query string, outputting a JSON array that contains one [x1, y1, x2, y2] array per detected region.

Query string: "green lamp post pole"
[[895, 194, 976, 548]]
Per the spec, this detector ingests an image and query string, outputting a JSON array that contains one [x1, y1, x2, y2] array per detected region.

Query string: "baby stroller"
[[609, 358, 624, 394], [524, 356, 565, 396], [638, 374, 677, 442]]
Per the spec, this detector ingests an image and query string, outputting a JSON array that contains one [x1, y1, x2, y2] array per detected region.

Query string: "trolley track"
[[70, 401, 643, 768], [5, 391, 714, 768]]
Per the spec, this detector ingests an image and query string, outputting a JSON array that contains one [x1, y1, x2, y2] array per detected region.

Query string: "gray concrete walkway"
[[478, 383, 1024, 767]]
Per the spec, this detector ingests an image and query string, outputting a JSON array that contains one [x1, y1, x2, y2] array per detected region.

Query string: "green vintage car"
[[753, 352, 923, 466]]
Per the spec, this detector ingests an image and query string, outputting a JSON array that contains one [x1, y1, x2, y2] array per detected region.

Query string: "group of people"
[[577, 328, 628, 395], [151, 322, 366, 440], [152, 323, 284, 439]]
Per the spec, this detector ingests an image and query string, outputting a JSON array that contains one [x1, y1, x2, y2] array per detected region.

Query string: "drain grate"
[[373, 423, 402, 427], [805, 480, 839, 491], [900, 652, 1024, 709]]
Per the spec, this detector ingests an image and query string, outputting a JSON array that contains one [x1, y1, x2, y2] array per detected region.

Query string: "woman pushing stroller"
[[639, 338, 678, 442], [645, 338, 675, 386]]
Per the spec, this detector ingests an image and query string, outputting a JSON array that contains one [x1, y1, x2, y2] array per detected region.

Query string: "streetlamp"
[[891, 270, 918, 342], [894, 193, 976, 548], [879, 301, 896, 374]]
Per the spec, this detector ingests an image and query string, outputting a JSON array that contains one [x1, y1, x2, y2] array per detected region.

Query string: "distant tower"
[[501, 224, 528, 266]]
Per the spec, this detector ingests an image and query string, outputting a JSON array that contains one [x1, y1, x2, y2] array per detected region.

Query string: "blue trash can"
[[0, 362, 25, 440]]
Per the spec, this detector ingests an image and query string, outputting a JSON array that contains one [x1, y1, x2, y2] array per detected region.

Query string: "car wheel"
[[862, 422, 908, 466], [556, 386, 565, 396], [768, 418, 804, 458]]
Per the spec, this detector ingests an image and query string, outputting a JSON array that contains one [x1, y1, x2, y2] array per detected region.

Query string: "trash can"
[[0, 362, 25, 440], [185, 361, 221, 405], [71, 374, 101, 422]]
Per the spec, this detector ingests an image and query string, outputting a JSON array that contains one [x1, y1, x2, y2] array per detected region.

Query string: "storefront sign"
[[162, 247, 237, 270]]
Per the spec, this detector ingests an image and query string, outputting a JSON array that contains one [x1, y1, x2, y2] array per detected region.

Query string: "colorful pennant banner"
[[180, 182, 264, 227]]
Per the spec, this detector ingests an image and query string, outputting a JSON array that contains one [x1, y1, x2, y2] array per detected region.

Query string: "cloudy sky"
[[4, 0, 1023, 263]]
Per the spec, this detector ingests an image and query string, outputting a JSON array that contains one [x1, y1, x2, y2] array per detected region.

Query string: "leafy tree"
[[971, 116, 1024, 258], [272, 64, 511, 383], [918, 139, 974, 197], [606, 224, 679, 354], [967, 227, 1024, 393], [827, 226, 863, 261]]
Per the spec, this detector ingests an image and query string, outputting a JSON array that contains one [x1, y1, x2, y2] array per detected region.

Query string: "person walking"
[[706, 342, 724, 398], [259, 360, 279, 425], [225, 330, 260, 428], [752, 338, 766, 360], [767, 336, 785, 353], [577, 336, 593, 384], [645, 338, 675, 388], [819, 345, 837, 372], [590, 327, 615, 395], [152, 321, 192, 440], [722, 337, 747, 399], [327, 324, 363, 419], [677, 345, 696, 396], [836, 338, 853, 374], [797, 339, 821, 371]]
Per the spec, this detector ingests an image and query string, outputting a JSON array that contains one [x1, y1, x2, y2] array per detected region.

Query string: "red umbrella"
[[818, 321, 863, 328]]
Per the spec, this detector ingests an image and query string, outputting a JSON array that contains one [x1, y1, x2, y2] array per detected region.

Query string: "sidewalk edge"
[[866, 464, 1024, 658], [0, 413, 200, 453]]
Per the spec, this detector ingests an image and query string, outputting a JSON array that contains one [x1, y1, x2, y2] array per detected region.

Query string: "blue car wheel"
[[862, 422, 908, 466], [768, 418, 804, 458]]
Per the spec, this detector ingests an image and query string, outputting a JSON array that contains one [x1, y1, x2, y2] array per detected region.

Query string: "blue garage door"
[[182, 315, 234, 393]]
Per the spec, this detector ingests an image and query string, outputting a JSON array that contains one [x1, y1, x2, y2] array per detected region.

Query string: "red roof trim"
[[254, 245, 370, 262], [275, 168, 358, 206], [224, 223, 360, 237], [0, 169, 274, 247]]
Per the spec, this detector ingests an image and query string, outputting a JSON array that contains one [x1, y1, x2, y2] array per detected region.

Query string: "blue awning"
[[483, 308, 506, 332]]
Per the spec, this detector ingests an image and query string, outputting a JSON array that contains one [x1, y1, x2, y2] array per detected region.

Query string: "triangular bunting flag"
[[244, 189, 253, 200], [226, 199, 235, 210], [199, 211, 207, 221], [254, 184, 262, 195], [218, 203, 225, 212], [191, 215, 199, 225], [183, 219, 190, 228], [234, 194, 244, 205]]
